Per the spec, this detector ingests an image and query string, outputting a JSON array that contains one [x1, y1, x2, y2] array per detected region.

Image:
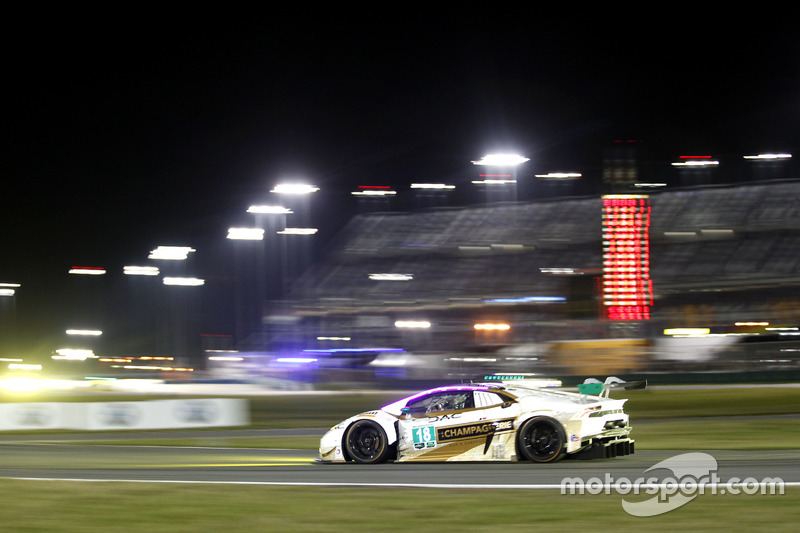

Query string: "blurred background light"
[[672, 156, 719, 167], [8, 363, 43, 370], [743, 153, 792, 160], [535, 172, 582, 178], [352, 188, 396, 196], [474, 323, 511, 330], [369, 273, 413, 281], [123, 266, 160, 276], [471, 154, 529, 166], [270, 183, 319, 194], [227, 227, 265, 240], [148, 246, 195, 260], [275, 357, 318, 364], [53, 348, 97, 360], [247, 205, 293, 214], [410, 183, 455, 189], [69, 266, 106, 275], [277, 228, 318, 235], [471, 179, 516, 185], [163, 277, 205, 286], [664, 328, 711, 336], [66, 329, 102, 336], [394, 320, 431, 328], [484, 296, 565, 303]]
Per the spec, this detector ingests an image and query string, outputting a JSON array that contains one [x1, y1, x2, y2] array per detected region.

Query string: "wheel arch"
[[340, 415, 398, 462], [515, 411, 564, 431]]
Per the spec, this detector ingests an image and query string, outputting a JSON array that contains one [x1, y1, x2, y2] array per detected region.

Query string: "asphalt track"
[[1, 431, 798, 488]]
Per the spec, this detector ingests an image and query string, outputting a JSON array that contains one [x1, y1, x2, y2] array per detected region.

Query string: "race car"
[[318, 375, 646, 463]]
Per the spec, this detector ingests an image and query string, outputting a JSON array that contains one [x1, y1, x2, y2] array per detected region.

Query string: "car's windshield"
[[405, 391, 474, 415]]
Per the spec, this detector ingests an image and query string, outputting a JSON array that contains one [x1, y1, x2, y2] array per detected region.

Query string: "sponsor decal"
[[429, 413, 461, 422], [174, 400, 219, 423], [570, 434, 580, 442], [98, 403, 140, 426], [437, 418, 514, 442], [15, 404, 52, 427], [412, 425, 437, 449]]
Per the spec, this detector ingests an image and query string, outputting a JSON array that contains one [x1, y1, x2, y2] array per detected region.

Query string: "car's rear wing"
[[578, 376, 647, 398]]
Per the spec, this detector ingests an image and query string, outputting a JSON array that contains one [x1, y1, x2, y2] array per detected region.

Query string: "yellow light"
[[664, 328, 711, 336], [66, 329, 102, 336], [7, 363, 42, 371], [0, 378, 41, 392]]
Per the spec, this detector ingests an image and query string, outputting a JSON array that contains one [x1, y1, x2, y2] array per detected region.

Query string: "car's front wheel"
[[344, 420, 391, 464], [517, 416, 566, 463]]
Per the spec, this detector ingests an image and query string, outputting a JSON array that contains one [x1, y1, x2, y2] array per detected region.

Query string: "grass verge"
[[633, 418, 800, 450], [0, 480, 795, 532]]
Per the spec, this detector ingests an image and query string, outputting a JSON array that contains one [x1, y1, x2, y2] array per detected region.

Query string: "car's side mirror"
[[401, 407, 411, 418], [501, 402, 514, 409]]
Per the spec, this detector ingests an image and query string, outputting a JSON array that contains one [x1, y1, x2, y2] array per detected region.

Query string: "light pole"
[[148, 245, 202, 368], [535, 172, 583, 198], [270, 182, 319, 296], [0, 283, 20, 356], [122, 264, 160, 358], [67, 266, 107, 362], [471, 153, 529, 203], [227, 223, 268, 348], [410, 183, 456, 209], [743, 153, 792, 181]]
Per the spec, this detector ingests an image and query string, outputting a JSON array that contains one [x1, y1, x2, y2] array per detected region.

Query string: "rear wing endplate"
[[578, 376, 647, 398]]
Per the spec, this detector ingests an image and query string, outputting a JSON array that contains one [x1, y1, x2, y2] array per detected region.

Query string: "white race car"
[[318, 376, 645, 463]]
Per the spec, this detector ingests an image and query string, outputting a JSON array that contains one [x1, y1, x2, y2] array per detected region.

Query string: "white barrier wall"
[[0, 399, 249, 431]]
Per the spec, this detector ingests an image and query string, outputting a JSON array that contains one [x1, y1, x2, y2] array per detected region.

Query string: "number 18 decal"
[[412, 425, 436, 449]]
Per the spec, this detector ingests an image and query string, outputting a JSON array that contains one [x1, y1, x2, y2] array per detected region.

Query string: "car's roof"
[[380, 380, 605, 415]]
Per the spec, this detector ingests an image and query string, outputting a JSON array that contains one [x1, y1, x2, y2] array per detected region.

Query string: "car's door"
[[396, 388, 519, 461]]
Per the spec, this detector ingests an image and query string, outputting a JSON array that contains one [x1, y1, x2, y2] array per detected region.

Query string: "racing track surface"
[[1, 431, 798, 487]]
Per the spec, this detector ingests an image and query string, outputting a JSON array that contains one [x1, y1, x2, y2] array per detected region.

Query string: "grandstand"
[[290, 181, 800, 305], [253, 179, 800, 379]]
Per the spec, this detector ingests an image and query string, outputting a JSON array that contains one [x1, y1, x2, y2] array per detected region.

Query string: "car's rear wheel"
[[344, 420, 391, 464], [517, 416, 566, 463]]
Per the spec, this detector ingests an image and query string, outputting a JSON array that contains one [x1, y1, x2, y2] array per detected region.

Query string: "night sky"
[[2, 11, 798, 356]]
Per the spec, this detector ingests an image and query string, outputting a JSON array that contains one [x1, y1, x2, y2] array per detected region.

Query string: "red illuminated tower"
[[601, 195, 653, 320]]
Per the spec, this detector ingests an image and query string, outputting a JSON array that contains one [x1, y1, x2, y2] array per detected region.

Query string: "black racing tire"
[[517, 416, 567, 463], [344, 420, 391, 464]]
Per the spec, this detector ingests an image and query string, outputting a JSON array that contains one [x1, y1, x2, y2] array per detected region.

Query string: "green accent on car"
[[577, 383, 604, 395]]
